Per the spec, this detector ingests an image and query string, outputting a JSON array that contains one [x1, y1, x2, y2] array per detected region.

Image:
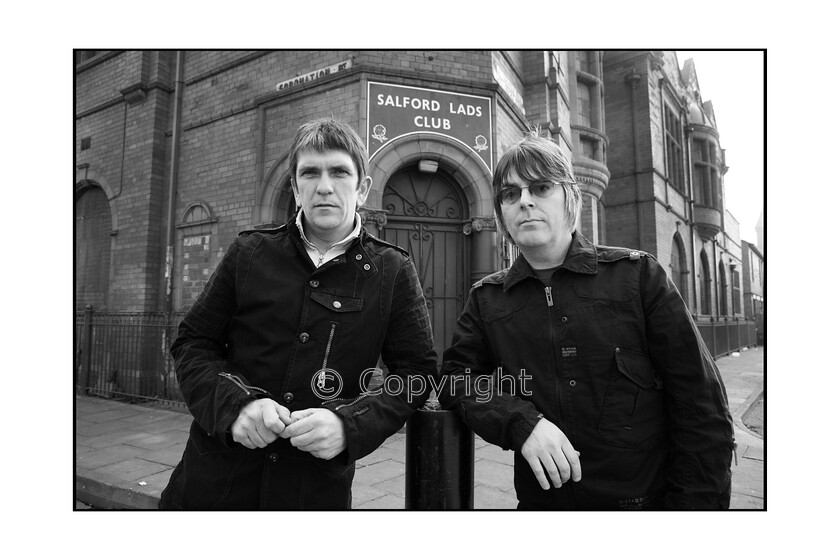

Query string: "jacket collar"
[[286, 211, 378, 276], [503, 231, 598, 291]]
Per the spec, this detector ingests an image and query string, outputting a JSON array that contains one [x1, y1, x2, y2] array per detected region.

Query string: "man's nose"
[[315, 174, 334, 194], [518, 187, 536, 207]]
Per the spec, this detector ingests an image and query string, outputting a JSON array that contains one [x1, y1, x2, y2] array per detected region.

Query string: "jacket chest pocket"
[[311, 292, 364, 313], [597, 349, 664, 449], [306, 292, 370, 380]]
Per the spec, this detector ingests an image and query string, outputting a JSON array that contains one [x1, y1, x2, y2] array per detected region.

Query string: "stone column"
[[464, 216, 498, 284]]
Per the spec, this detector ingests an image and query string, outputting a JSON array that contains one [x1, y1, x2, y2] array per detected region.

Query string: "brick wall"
[[75, 52, 174, 311], [77, 50, 508, 312]]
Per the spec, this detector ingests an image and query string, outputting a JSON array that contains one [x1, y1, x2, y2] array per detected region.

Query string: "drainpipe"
[[625, 69, 645, 250], [164, 51, 185, 318]]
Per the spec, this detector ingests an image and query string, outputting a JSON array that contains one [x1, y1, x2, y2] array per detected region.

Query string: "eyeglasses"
[[496, 180, 573, 206]]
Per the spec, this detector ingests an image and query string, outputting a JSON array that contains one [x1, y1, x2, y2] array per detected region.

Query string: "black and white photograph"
[[72, 48, 765, 513], [9, 3, 834, 556]]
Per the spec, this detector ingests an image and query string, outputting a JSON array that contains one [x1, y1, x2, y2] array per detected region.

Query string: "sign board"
[[276, 59, 352, 91], [367, 81, 492, 172]]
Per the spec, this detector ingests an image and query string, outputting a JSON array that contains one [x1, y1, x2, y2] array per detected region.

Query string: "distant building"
[[742, 241, 765, 344], [75, 50, 760, 364], [602, 51, 756, 353]]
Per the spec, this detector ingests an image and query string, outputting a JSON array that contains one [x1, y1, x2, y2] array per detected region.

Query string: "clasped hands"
[[230, 398, 346, 460]]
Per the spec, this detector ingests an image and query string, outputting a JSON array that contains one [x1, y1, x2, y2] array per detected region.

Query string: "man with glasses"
[[439, 132, 734, 510]]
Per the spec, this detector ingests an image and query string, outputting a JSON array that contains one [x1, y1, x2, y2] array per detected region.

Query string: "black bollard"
[[405, 400, 474, 510]]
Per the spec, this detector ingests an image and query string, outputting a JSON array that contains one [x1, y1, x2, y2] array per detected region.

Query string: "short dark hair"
[[288, 117, 369, 182], [492, 131, 582, 243]]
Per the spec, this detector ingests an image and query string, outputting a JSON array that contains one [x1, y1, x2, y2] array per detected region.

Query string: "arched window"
[[175, 202, 218, 311], [670, 233, 688, 299], [75, 186, 112, 310], [699, 251, 712, 315], [718, 259, 728, 316]]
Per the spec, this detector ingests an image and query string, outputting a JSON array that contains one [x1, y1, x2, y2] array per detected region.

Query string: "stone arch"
[[75, 165, 119, 232], [180, 201, 216, 226], [253, 155, 296, 228], [75, 178, 114, 310], [670, 231, 688, 298], [368, 133, 493, 219]]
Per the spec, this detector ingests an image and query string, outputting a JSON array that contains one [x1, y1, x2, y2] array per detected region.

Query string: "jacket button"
[[355, 254, 362, 260], [569, 380, 576, 387], [299, 332, 309, 343], [268, 453, 279, 463], [561, 316, 568, 323], [615, 347, 621, 354], [283, 392, 294, 403], [332, 301, 342, 309], [309, 280, 320, 288], [363, 264, 371, 271]]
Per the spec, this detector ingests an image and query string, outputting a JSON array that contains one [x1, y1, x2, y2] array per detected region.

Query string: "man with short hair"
[[439, 132, 734, 510], [160, 117, 437, 510]]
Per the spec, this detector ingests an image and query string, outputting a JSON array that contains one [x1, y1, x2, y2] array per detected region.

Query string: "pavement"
[[75, 345, 765, 510]]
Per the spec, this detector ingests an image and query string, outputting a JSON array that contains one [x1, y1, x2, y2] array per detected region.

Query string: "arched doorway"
[[381, 166, 470, 364], [75, 185, 112, 310]]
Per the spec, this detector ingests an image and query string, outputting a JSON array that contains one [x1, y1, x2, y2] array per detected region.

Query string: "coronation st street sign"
[[275, 59, 353, 91], [367, 82, 493, 172]]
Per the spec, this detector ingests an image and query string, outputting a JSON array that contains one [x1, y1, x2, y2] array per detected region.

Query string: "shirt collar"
[[295, 209, 362, 254]]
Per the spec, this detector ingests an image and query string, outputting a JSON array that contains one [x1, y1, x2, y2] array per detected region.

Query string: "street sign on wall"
[[367, 81, 492, 172]]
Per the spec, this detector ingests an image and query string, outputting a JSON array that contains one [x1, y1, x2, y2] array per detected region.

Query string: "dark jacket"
[[439, 232, 734, 510], [160, 214, 437, 510]]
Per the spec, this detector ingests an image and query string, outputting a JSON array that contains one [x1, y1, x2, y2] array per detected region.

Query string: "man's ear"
[[290, 178, 301, 206], [356, 176, 373, 207]]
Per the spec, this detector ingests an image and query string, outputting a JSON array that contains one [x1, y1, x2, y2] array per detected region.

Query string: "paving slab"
[[473, 484, 518, 509]]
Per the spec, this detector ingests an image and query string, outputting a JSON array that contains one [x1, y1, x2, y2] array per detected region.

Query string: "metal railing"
[[695, 316, 758, 359], [75, 306, 187, 407], [74, 307, 758, 406]]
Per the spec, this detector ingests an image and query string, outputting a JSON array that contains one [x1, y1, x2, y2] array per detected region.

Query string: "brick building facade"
[[75, 50, 761, 364]]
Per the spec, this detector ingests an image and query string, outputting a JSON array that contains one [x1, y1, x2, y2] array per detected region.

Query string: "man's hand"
[[281, 408, 347, 460], [521, 418, 582, 490], [231, 398, 292, 449]]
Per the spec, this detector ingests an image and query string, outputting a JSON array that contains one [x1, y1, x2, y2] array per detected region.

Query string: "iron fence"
[[696, 316, 758, 359], [75, 307, 759, 406], [75, 306, 187, 407]]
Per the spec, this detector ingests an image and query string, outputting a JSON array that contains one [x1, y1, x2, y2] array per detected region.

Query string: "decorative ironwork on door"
[[381, 168, 469, 364]]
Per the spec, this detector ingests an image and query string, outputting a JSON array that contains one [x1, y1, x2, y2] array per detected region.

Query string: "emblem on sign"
[[372, 124, 388, 143], [474, 135, 488, 152]]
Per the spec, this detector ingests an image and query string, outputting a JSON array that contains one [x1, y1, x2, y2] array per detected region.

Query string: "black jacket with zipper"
[[159, 213, 437, 510], [439, 232, 734, 510]]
